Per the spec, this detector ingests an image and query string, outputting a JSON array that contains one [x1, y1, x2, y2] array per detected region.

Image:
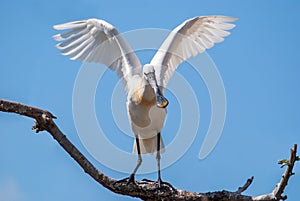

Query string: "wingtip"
[[53, 21, 71, 30], [55, 43, 64, 49], [52, 33, 62, 41], [219, 16, 238, 22], [230, 16, 238, 22], [53, 24, 63, 30], [200, 15, 238, 23]]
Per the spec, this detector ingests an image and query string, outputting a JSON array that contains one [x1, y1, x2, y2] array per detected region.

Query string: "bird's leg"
[[155, 133, 175, 190], [156, 132, 162, 187], [114, 136, 142, 186], [127, 136, 143, 185]]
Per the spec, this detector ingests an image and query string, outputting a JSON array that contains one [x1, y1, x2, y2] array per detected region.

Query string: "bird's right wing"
[[53, 18, 142, 93], [150, 16, 237, 91]]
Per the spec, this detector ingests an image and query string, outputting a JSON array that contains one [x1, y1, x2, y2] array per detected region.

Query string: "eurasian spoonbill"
[[53, 16, 237, 186]]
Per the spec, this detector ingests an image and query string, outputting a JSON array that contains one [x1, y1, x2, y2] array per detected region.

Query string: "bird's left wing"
[[53, 18, 142, 93], [150, 16, 237, 91]]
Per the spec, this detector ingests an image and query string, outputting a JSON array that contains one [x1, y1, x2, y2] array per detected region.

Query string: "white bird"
[[53, 16, 237, 186]]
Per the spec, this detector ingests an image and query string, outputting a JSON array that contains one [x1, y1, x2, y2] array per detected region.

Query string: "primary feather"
[[53, 18, 142, 93], [150, 16, 237, 91]]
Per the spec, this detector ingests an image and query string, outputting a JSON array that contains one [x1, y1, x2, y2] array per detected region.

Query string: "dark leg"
[[155, 133, 175, 190], [140, 133, 175, 190], [156, 132, 162, 187], [127, 136, 142, 184], [113, 136, 143, 185]]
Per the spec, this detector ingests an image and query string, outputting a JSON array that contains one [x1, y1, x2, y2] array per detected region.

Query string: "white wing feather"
[[53, 19, 142, 92], [150, 16, 237, 90]]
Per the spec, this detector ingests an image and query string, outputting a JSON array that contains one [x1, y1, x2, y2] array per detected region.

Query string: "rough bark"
[[0, 99, 298, 201]]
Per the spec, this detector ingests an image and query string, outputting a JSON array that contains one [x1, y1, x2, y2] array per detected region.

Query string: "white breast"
[[134, 106, 166, 138], [129, 105, 167, 154]]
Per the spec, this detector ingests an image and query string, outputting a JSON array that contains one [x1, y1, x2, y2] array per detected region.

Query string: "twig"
[[0, 99, 298, 201], [252, 144, 298, 201], [236, 176, 254, 194], [272, 144, 298, 200]]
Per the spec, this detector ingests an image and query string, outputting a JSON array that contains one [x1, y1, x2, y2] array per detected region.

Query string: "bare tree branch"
[[273, 144, 298, 200], [0, 99, 298, 201], [236, 176, 254, 194]]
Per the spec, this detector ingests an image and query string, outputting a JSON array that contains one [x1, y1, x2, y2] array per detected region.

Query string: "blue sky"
[[1, 0, 300, 201]]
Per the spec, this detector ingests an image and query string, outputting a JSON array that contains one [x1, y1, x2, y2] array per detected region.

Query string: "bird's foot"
[[157, 178, 176, 191], [141, 178, 175, 190], [157, 177, 163, 188], [113, 174, 138, 186], [142, 178, 155, 182], [126, 174, 137, 185]]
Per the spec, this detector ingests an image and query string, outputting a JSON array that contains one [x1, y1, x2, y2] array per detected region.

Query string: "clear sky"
[[1, 0, 300, 201]]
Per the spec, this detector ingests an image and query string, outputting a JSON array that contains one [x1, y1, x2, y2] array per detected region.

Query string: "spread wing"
[[53, 18, 142, 92], [150, 16, 237, 90]]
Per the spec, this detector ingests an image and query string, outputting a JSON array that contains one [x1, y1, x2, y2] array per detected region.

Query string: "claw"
[[141, 178, 165, 188], [142, 178, 155, 182], [157, 177, 163, 188], [126, 174, 137, 185], [157, 179, 176, 191], [113, 174, 138, 186]]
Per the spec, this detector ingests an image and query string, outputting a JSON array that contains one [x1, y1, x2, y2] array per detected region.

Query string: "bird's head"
[[143, 64, 169, 108], [143, 64, 155, 74]]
